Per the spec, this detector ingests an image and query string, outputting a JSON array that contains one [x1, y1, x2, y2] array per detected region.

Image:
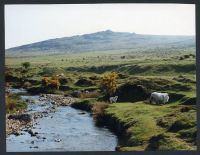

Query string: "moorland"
[[5, 30, 196, 151]]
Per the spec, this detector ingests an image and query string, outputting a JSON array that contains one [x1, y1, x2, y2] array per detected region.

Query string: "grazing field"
[[6, 46, 196, 151]]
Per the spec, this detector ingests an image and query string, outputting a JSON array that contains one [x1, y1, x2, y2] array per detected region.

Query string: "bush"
[[41, 77, 60, 89], [100, 72, 118, 96], [48, 79, 60, 89], [41, 77, 49, 86], [21, 62, 30, 70]]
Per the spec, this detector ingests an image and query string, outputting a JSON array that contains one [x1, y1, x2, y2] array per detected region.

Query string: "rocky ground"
[[6, 93, 78, 136], [44, 94, 78, 106]]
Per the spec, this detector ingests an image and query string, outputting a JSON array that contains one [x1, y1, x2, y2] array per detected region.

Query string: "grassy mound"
[[104, 102, 196, 151], [75, 78, 95, 87], [146, 133, 193, 150], [116, 83, 149, 102], [70, 99, 95, 111]]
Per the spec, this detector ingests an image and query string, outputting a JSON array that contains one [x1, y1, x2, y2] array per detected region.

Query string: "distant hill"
[[6, 30, 195, 55]]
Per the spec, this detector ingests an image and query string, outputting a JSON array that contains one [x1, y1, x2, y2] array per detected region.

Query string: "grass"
[[104, 101, 196, 151], [6, 94, 27, 113], [5, 48, 196, 151]]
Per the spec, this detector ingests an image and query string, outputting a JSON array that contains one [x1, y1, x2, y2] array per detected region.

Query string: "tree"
[[22, 62, 31, 70], [20, 62, 31, 82], [100, 72, 118, 96]]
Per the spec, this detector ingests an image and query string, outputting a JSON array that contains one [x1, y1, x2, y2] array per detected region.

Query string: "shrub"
[[42, 77, 50, 86], [21, 62, 31, 70], [48, 79, 60, 89], [100, 72, 118, 96], [41, 77, 60, 89]]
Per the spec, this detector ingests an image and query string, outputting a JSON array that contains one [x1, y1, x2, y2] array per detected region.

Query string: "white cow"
[[150, 92, 169, 104], [109, 96, 118, 103]]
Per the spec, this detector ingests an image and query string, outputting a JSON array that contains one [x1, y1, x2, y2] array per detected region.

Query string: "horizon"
[[5, 4, 195, 49]]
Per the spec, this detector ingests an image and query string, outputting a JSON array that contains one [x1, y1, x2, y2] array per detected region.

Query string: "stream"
[[6, 88, 118, 152]]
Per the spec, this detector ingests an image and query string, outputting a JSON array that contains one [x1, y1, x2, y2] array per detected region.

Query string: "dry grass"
[[92, 102, 109, 125], [79, 91, 100, 99]]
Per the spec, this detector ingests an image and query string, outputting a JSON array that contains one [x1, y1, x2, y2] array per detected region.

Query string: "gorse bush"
[[100, 72, 118, 96], [41, 77, 60, 89]]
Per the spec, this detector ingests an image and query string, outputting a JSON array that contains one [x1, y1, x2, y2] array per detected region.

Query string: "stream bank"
[[6, 88, 118, 152]]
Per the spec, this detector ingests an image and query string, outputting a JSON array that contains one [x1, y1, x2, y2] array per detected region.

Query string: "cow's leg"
[[150, 96, 152, 104]]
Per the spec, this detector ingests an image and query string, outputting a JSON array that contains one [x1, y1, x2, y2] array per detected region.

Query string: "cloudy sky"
[[5, 4, 195, 49]]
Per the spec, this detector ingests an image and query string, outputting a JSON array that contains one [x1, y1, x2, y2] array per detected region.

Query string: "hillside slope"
[[6, 30, 195, 55]]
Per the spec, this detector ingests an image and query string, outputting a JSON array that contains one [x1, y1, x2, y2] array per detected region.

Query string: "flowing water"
[[6, 89, 118, 152]]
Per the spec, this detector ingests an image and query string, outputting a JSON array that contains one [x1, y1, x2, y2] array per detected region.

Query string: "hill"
[[6, 30, 195, 56]]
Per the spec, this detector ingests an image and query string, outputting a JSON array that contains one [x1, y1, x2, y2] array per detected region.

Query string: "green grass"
[[5, 48, 196, 151], [105, 101, 196, 151]]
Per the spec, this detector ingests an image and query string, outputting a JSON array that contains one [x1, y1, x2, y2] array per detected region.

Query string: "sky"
[[5, 4, 195, 49]]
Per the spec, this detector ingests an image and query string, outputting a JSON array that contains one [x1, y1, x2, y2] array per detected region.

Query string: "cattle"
[[150, 92, 169, 104], [109, 96, 118, 103]]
